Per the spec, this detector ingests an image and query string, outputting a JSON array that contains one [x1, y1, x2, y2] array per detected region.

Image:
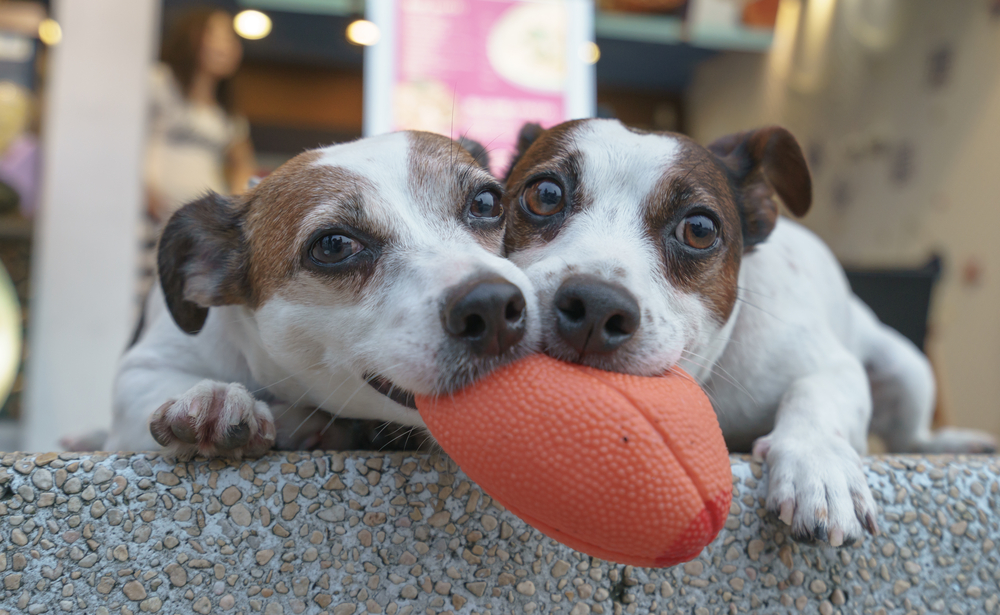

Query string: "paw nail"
[[865, 513, 881, 536], [829, 528, 844, 547], [779, 501, 793, 525]]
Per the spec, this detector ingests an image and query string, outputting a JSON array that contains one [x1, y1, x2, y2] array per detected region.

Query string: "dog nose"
[[554, 275, 640, 355], [444, 277, 527, 356]]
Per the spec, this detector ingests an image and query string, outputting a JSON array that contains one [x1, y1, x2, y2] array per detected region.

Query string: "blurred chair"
[[844, 256, 951, 430], [844, 255, 941, 352]]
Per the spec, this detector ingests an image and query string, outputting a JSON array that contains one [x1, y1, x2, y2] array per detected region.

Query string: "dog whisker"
[[736, 296, 780, 322], [314, 362, 408, 438], [681, 348, 757, 407], [288, 406, 322, 439], [249, 359, 325, 395], [737, 284, 775, 300]]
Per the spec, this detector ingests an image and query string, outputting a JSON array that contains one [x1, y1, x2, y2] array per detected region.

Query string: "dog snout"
[[444, 277, 527, 357], [554, 275, 640, 356]]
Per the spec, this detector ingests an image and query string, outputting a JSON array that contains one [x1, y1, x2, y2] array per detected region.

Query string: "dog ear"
[[158, 192, 250, 334], [504, 122, 545, 183], [456, 137, 491, 171], [708, 126, 812, 248]]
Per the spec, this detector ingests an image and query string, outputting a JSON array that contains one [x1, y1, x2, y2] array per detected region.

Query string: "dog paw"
[[918, 427, 997, 455], [149, 380, 276, 459], [753, 433, 878, 546]]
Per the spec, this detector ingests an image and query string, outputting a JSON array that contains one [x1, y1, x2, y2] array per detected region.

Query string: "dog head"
[[502, 119, 811, 376], [158, 131, 538, 421]]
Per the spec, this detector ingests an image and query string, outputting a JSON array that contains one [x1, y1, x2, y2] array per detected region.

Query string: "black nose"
[[443, 277, 527, 356], [554, 275, 640, 356]]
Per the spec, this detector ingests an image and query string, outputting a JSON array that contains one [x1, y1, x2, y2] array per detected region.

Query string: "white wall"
[[687, 0, 1000, 438], [23, 0, 161, 451]]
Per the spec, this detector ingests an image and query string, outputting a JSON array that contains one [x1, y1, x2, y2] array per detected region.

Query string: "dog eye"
[[524, 180, 564, 216], [310, 234, 363, 265], [470, 189, 503, 218], [677, 214, 718, 250]]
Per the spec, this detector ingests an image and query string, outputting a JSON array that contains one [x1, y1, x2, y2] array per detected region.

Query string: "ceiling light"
[[346, 19, 380, 46], [38, 18, 61, 46], [579, 41, 600, 64], [234, 10, 272, 41]]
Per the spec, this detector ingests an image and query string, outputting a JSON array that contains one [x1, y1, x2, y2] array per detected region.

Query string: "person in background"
[[139, 8, 256, 298]]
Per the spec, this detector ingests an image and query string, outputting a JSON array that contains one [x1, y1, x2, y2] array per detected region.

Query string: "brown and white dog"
[[502, 119, 996, 546], [105, 131, 538, 458]]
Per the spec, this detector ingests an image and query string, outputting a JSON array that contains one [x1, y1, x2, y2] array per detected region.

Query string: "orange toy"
[[414, 354, 732, 568]]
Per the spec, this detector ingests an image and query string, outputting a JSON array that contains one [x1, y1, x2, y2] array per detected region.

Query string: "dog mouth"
[[364, 374, 417, 410]]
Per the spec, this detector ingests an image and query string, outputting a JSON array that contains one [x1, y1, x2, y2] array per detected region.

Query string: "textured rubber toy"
[[414, 354, 731, 568]]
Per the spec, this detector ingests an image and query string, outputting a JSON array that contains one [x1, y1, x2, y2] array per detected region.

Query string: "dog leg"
[[855, 299, 996, 454], [147, 380, 276, 460], [753, 353, 879, 546]]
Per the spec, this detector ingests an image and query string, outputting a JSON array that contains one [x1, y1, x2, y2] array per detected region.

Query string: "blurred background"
[[0, 0, 995, 451]]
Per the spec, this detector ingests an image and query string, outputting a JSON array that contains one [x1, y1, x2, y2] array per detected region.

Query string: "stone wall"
[[0, 452, 996, 614]]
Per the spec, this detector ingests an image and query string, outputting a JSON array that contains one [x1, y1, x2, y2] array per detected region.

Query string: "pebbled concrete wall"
[[0, 452, 997, 615]]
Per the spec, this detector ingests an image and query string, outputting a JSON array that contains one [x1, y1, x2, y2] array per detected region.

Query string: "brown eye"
[[677, 214, 718, 250], [311, 234, 363, 265], [524, 180, 564, 216], [470, 189, 503, 218]]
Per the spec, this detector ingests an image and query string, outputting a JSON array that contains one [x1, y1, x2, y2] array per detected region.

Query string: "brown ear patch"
[[457, 136, 491, 171], [242, 150, 375, 305], [640, 138, 744, 326], [503, 122, 546, 183], [158, 192, 249, 334], [708, 126, 812, 248], [502, 121, 586, 256]]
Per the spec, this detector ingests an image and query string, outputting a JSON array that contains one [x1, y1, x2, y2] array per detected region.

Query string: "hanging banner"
[[364, 0, 595, 175]]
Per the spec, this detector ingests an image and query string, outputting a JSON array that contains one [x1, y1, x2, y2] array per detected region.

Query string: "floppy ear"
[[158, 192, 250, 334], [503, 122, 545, 183], [456, 136, 491, 171], [708, 126, 812, 249]]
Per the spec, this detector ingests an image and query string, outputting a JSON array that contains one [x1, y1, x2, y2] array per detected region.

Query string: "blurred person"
[[139, 8, 256, 297]]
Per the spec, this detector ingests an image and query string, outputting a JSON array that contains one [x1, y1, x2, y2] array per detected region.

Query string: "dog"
[[105, 131, 538, 459], [501, 118, 996, 546]]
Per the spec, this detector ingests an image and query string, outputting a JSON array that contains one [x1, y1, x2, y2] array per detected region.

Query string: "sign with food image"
[[367, 0, 594, 175]]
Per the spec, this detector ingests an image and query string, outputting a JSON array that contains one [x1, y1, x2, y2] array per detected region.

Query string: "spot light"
[[347, 19, 380, 46], [38, 18, 61, 46], [579, 41, 600, 64], [234, 10, 272, 40]]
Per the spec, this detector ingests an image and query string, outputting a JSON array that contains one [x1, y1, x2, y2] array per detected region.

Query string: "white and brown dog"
[[106, 131, 538, 459], [502, 119, 996, 546]]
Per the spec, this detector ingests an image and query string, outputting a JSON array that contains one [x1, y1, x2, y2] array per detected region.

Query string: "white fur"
[[107, 133, 538, 457]]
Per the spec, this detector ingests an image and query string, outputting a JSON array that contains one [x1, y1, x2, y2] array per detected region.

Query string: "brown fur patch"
[[640, 135, 744, 324], [407, 131, 505, 252], [241, 150, 375, 306], [502, 120, 587, 254], [158, 192, 250, 334], [245, 132, 504, 306], [708, 126, 812, 245]]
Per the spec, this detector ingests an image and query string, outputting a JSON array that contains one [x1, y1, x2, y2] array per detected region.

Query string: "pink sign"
[[392, 0, 570, 175]]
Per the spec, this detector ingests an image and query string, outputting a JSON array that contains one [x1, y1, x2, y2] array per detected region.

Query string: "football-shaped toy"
[[414, 354, 731, 568]]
